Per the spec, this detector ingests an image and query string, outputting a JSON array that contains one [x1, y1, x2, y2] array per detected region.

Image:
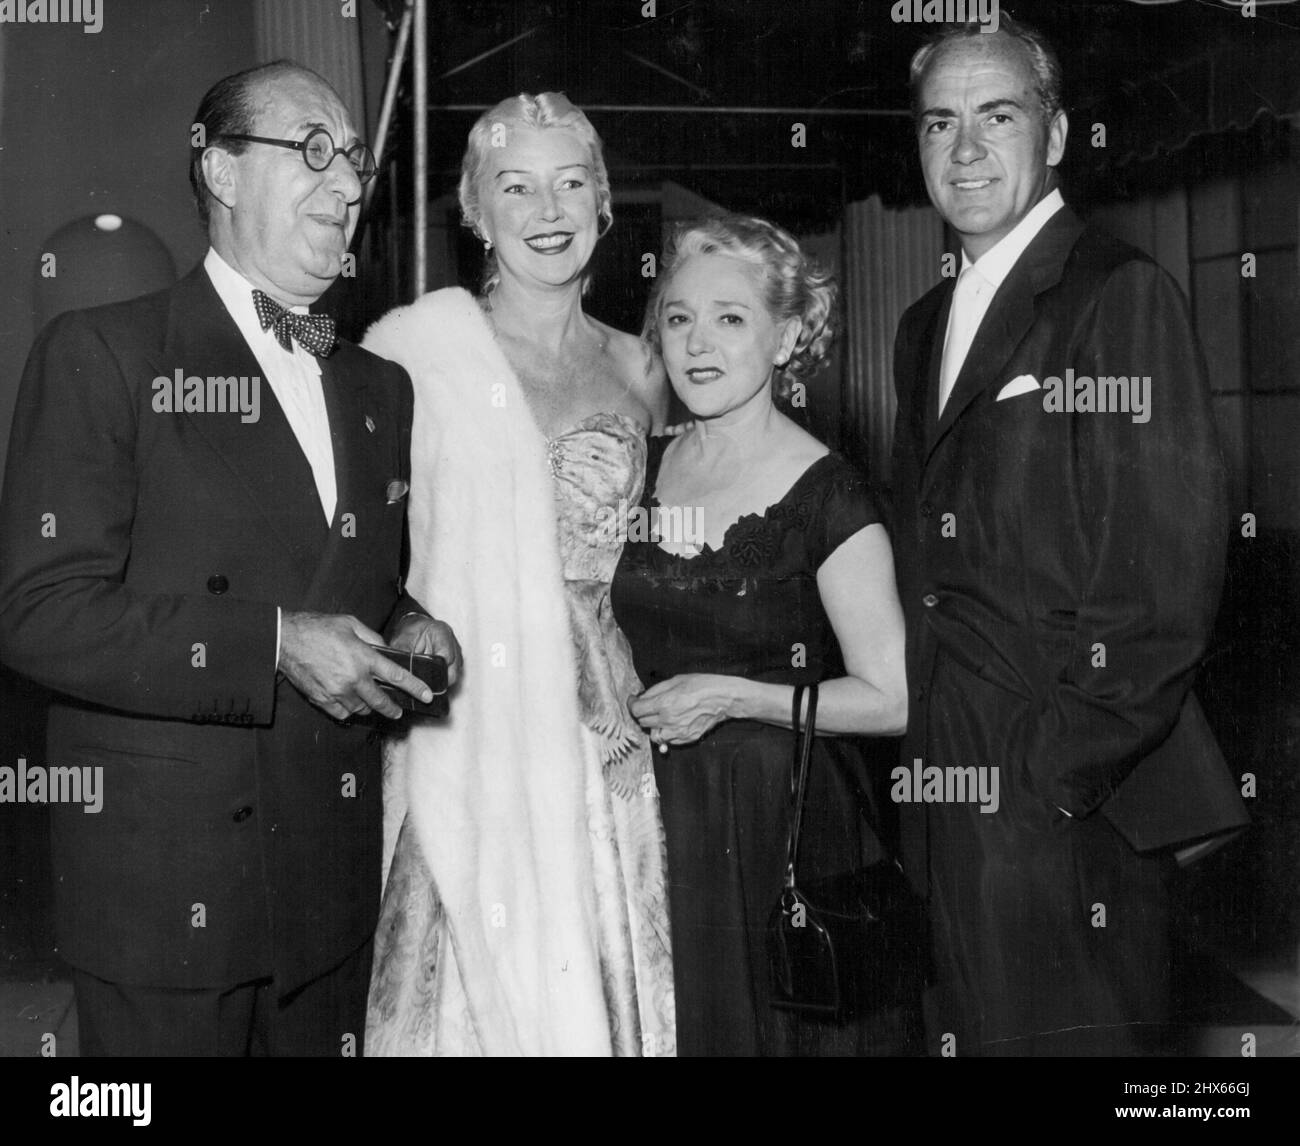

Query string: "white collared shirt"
[[938, 188, 1065, 412], [203, 248, 337, 525], [204, 248, 338, 670]]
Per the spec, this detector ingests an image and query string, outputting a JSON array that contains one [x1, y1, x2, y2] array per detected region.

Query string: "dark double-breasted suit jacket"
[[889, 205, 1248, 1052], [0, 264, 416, 995]]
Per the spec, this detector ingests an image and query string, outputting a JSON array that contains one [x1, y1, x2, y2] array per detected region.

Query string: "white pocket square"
[[996, 374, 1042, 401]]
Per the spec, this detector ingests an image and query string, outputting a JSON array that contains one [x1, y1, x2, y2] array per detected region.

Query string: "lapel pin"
[[386, 479, 409, 504], [365, 415, 376, 433]]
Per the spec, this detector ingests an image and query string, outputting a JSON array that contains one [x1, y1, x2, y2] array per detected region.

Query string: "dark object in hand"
[[374, 646, 449, 717]]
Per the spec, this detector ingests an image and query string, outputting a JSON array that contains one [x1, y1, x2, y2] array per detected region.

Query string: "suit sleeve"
[[0, 311, 278, 722], [1024, 258, 1229, 816]]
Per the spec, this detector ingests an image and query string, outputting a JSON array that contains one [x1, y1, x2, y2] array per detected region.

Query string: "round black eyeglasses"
[[220, 127, 377, 184]]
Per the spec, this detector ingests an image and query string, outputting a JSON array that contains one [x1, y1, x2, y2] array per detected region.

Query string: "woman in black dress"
[[611, 215, 919, 1056]]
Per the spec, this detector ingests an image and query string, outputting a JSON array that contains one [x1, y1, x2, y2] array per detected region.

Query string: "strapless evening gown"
[[366, 413, 676, 1056]]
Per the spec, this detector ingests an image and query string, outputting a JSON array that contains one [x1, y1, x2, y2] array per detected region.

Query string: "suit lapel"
[[153, 266, 327, 581], [897, 283, 951, 469], [929, 273, 1038, 451], [303, 352, 370, 609], [321, 353, 364, 533], [924, 290, 950, 443], [925, 207, 1086, 467]]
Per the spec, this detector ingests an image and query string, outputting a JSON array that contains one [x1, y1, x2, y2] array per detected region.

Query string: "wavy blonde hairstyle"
[[643, 214, 838, 399], [458, 92, 612, 295]]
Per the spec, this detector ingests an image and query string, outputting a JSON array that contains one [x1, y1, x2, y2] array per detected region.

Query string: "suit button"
[[920, 502, 934, 518], [922, 593, 939, 608], [232, 805, 254, 823], [207, 574, 229, 595], [916, 686, 926, 701]]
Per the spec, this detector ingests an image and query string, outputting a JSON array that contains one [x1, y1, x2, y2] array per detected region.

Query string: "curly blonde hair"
[[643, 214, 837, 399]]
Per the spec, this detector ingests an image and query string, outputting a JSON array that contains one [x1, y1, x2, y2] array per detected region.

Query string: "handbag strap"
[[782, 682, 819, 889]]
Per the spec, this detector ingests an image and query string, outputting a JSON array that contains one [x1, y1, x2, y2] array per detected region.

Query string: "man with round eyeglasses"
[[0, 60, 460, 1056]]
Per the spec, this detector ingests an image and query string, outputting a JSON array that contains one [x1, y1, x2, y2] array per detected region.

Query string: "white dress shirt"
[[204, 249, 338, 668], [938, 188, 1065, 415]]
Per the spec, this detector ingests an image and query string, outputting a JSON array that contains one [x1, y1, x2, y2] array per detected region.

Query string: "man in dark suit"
[[890, 18, 1247, 1055], [0, 61, 459, 1056]]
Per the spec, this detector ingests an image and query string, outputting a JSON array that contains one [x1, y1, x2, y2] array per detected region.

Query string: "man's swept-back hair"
[[188, 59, 331, 229], [908, 13, 1064, 122]]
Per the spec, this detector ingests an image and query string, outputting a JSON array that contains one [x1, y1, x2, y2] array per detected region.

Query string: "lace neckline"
[[647, 445, 837, 564]]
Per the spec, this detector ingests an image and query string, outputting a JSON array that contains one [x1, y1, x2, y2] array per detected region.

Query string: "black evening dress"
[[611, 436, 923, 1057]]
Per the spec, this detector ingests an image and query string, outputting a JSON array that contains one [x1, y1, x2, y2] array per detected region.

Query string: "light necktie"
[[938, 266, 984, 415], [251, 289, 336, 357]]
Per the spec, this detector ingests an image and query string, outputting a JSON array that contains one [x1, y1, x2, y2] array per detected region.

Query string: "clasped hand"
[[629, 673, 738, 747], [279, 610, 462, 722]]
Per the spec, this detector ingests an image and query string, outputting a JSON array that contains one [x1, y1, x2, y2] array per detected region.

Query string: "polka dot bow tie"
[[251, 289, 336, 357]]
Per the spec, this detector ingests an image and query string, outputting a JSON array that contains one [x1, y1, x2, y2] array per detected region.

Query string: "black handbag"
[[767, 683, 928, 1022]]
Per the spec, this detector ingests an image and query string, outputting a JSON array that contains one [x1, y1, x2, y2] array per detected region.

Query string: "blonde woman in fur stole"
[[360, 93, 676, 1056]]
